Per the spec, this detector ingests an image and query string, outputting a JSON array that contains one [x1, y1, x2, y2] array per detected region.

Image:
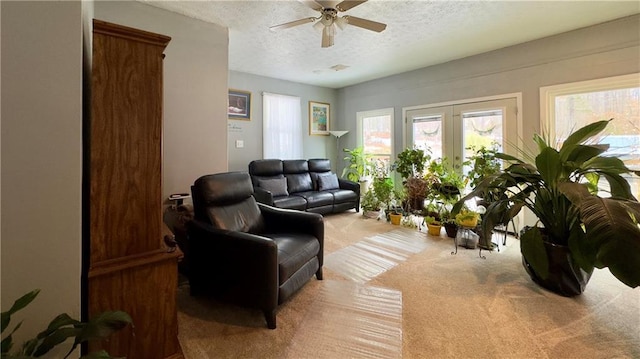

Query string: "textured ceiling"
[[141, 0, 639, 88]]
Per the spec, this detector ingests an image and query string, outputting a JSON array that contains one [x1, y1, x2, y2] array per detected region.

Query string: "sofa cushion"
[[293, 191, 334, 208], [283, 159, 309, 174], [273, 196, 307, 210], [308, 159, 331, 172], [328, 188, 359, 203], [287, 173, 313, 193], [248, 159, 284, 187], [249, 159, 283, 176], [309, 159, 332, 190], [258, 177, 289, 197], [317, 173, 340, 191]]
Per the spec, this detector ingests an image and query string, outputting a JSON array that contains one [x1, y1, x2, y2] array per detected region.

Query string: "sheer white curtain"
[[263, 92, 302, 159]]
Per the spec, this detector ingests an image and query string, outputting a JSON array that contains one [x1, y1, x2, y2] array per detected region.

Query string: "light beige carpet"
[[177, 211, 640, 358]]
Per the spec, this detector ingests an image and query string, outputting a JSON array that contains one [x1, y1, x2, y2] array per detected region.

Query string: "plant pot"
[[521, 240, 594, 297], [407, 196, 425, 212], [427, 223, 442, 236], [389, 213, 402, 225], [443, 222, 458, 238], [363, 210, 380, 219], [457, 217, 478, 228], [359, 179, 371, 196]]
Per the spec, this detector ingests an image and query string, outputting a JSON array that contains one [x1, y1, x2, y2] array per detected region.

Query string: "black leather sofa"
[[248, 158, 360, 214]]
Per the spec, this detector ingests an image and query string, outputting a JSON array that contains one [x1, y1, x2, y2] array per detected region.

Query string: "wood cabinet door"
[[88, 19, 183, 359]]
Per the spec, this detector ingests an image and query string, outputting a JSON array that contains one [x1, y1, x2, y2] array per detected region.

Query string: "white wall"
[[1, 1, 230, 354], [94, 1, 229, 200], [228, 71, 339, 172], [336, 15, 640, 166], [1, 1, 82, 354]]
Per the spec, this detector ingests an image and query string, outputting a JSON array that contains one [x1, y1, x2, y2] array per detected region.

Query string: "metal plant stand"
[[451, 226, 477, 256]]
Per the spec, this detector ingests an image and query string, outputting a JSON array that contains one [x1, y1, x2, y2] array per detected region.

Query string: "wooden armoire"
[[88, 19, 183, 358]]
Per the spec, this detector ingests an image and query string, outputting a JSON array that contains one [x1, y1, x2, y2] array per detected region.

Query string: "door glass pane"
[[554, 87, 640, 196], [363, 115, 392, 172], [462, 109, 504, 175], [412, 115, 443, 159]]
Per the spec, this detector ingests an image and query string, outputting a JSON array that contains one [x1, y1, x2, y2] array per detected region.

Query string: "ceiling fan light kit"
[[270, 0, 387, 48]]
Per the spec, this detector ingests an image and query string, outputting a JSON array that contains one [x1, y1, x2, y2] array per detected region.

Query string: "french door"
[[406, 98, 518, 175]]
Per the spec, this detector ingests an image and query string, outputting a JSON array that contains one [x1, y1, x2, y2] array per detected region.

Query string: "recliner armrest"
[[259, 203, 324, 266], [253, 187, 275, 206], [259, 203, 324, 238]]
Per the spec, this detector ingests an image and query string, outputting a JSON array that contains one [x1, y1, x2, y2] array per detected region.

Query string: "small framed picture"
[[309, 101, 330, 135], [228, 89, 251, 120]]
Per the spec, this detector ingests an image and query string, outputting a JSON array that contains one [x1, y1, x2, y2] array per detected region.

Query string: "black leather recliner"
[[187, 171, 324, 329]]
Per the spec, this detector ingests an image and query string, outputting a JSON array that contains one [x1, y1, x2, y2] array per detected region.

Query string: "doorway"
[[405, 97, 519, 175]]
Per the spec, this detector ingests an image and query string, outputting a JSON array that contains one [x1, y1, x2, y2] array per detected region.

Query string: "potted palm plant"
[[454, 120, 640, 296]]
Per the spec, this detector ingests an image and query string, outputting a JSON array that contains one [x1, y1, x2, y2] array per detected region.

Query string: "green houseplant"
[[391, 148, 431, 212], [455, 208, 481, 228], [455, 120, 640, 295], [360, 159, 394, 219], [423, 215, 442, 236], [1, 289, 132, 358], [342, 147, 375, 195], [466, 143, 501, 190], [391, 148, 430, 179], [465, 143, 501, 206], [342, 147, 374, 183], [423, 156, 465, 220]]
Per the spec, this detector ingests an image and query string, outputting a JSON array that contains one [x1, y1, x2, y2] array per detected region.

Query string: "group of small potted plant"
[[345, 119, 640, 297], [347, 145, 493, 231]]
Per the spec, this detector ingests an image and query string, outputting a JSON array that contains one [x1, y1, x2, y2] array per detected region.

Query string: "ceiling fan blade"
[[269, 17, 316, 31], [336, 0, 367, 12], [344, 15, 386, 32], [297, 0, 324, 11], [321, 25, 335, 47]]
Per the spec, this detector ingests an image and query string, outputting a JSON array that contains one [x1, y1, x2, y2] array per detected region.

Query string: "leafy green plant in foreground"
[[1, 289, 132, 358], [454, 120, 640, 289]]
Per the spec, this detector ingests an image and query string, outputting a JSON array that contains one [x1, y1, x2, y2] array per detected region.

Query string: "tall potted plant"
[[391, 148, 431, 212], [454, 120, 640, 296], [342, 147, 374, 194]]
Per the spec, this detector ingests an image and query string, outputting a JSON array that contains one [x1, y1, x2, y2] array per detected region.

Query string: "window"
[[263, 92, 302, 159], [405, 98, 517, 175], [357, 108, 394, 175], [541, 73, 640, 196]]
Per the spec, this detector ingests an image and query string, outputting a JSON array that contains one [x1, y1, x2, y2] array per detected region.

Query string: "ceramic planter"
[[389, 213, 402, 225], [427, 223, 442, 236], [457, 217, 478, 228], [363, 210, 380, 219], [444, 222, 458, 238], [521, 239, 594, 297]]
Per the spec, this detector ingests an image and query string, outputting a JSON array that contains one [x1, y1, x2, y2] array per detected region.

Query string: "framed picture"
[[309, 101, 330, 135], [228, 89, 251, 120]]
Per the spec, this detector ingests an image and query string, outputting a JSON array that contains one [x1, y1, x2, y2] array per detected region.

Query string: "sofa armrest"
[[339, 178, 360, 196], [253, 186, 275, 206]]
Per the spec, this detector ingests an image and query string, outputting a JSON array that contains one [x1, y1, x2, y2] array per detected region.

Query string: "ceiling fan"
[[270, 0, 387, 48]]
